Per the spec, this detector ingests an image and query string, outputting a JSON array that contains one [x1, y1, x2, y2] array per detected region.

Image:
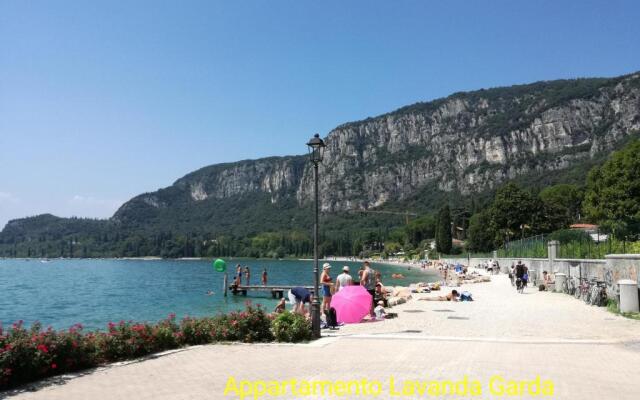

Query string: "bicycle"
[[588, 280, 607, 306], [575, 278, 591, 302], [564, 278, 576, 296], [516, 277, 525, 294], [561, 277, 571, 294]]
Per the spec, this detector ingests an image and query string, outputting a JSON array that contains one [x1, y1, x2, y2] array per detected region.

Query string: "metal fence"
[[498, 234, 548, 258]]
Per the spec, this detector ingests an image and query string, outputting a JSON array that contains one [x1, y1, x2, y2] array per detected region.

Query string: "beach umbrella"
[[330, 285, 372, 324]]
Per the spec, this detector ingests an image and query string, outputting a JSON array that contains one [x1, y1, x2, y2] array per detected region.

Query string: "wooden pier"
[[227, 285, 315, 298]]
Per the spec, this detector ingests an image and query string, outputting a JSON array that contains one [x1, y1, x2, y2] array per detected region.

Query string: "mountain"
[[2, 72, 640, 257]]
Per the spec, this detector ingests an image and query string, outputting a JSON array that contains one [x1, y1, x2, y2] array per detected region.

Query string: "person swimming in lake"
[[206, 290, 214, 296]]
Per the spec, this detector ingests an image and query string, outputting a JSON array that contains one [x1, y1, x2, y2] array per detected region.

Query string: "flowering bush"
[[271, 311, 313, 343], [0, 321, 98, 388], [0, 302, 309, 389], [224, 302, 274, 343]]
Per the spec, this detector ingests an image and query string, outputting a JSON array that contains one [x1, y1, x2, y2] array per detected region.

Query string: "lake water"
[[0, 258, 437, 331]]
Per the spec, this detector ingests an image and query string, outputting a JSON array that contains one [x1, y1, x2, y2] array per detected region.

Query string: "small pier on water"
[[227, 285, 315, 298]]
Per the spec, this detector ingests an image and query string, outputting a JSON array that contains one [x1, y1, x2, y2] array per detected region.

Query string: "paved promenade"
[[5, 273, 640, 400]]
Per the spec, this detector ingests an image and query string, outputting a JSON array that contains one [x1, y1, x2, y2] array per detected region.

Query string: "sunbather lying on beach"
[[418, 290, 460, 302]]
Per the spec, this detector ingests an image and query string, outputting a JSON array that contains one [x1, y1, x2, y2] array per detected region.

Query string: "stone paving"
[[4, 273, 640, 400]]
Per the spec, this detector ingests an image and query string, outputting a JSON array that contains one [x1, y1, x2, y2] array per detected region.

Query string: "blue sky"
[[1, 0, 639, 228]]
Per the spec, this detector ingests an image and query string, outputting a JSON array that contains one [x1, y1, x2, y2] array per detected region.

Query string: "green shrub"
[[271, 311, 312, 343], [178, 317, 216, 345], [225, 302, 274, 343], [548, 229, 591, 244]]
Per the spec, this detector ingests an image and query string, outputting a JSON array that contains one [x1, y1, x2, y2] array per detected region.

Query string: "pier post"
[[223, 272, 228, 297]]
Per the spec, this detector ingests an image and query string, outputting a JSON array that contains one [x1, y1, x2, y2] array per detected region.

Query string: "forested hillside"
[[1, 71, 639, 258]]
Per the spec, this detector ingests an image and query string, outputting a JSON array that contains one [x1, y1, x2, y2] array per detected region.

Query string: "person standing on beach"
[[320, 263, 333, 313], [335, 266, 353, 292], [360, 261, 377, 316], [244, 266, 251, 286]]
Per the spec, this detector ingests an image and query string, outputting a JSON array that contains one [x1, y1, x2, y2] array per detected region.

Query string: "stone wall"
[[443, 251, 640, 299]]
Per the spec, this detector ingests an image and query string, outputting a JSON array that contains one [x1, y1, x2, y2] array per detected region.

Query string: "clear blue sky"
[[1, 0, 639, 228]]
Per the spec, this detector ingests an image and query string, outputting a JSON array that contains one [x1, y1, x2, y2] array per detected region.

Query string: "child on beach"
[[374, 301, 386, 320], [274, 298, 286, 314]]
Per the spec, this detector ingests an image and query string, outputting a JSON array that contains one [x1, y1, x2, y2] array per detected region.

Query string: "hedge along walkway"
[[5, 275, 640, 400]]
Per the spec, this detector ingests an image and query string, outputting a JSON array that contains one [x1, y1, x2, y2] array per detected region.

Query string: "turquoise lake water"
[[0, 259, 437, 331]]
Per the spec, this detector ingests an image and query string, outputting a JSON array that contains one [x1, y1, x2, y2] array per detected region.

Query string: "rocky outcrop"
[[296, 74, 640, 211], [112, 73, 640, 222]]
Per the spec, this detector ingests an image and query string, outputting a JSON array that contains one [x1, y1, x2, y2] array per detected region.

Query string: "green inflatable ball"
[[213, 258, 226, 272]]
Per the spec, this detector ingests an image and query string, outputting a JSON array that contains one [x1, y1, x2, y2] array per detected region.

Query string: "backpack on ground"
[[324, 307, 338, 329], [460, 291, 473, 301]]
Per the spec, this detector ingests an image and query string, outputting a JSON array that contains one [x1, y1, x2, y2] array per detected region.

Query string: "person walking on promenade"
[[261, 268, 268, 286], [515, 261, 525, 293], [509, 263, 516, 286], [360, 261, 377, 316], [320, 263, 333, 313]]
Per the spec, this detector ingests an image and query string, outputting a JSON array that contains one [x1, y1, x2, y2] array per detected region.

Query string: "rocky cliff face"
[[296, 74, 640, 211], [113, 73, 640, 223]]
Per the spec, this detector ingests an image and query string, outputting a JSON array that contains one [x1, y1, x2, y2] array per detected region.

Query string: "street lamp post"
[[306, 133, 326, 339]]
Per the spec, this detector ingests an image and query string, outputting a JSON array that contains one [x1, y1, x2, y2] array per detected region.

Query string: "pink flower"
[[51, 363, 57, 369], [37, 344, 49, 353]]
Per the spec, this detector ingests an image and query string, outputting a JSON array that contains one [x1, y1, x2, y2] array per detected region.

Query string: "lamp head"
[[306, 133, 326, 163]]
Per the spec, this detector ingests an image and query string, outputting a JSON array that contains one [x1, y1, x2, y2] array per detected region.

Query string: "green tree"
[[467, 210, 495, 252], [435, 205, 452, 254], [539, 184, 583, 231], [405, 214, 436, 246], [490, 183, 536, 243], [583, 139, 640, 234]]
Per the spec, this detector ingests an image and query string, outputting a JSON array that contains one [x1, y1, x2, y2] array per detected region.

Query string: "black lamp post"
[[306, 133, 325, 338]]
